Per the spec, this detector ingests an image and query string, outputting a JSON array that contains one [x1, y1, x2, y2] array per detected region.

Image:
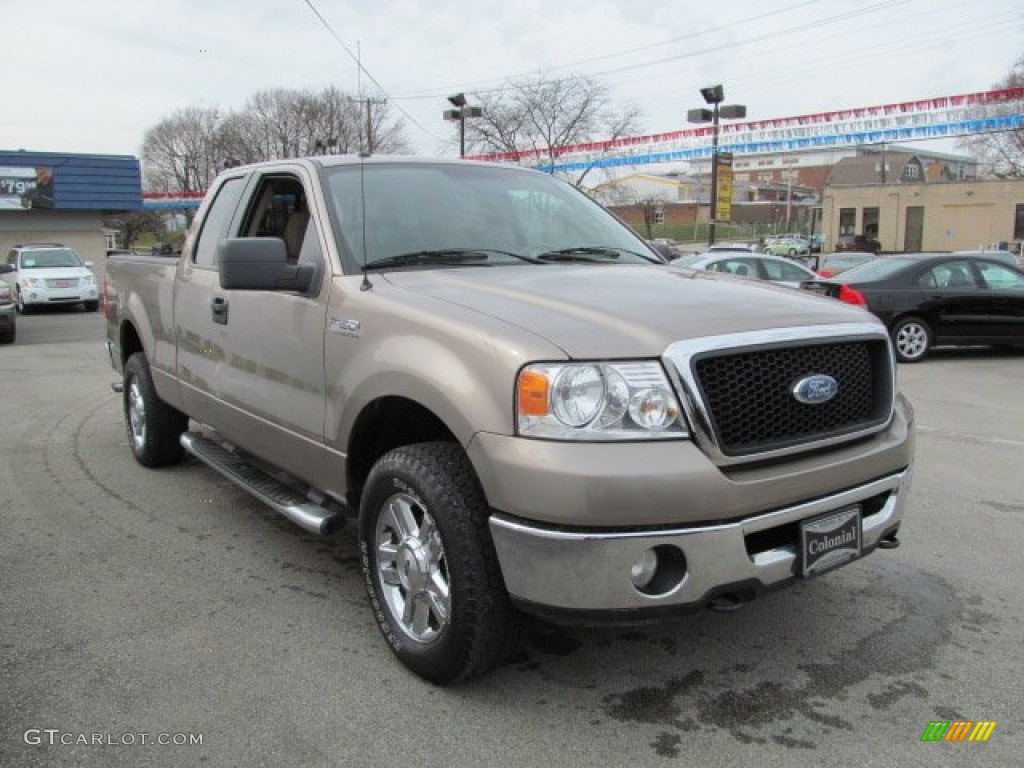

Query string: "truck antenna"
[[359, 153, 372, 291]]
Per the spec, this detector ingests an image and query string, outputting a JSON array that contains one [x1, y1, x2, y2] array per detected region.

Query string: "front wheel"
[[891, 316, 932, 363], [123, 352, 188, 466], [359, 442, 520, 684], [16, 289, 32, 315], [84, 300, 99, 312]]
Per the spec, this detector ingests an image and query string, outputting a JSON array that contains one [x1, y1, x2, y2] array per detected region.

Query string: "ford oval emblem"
[[792, 374, 839, 405]]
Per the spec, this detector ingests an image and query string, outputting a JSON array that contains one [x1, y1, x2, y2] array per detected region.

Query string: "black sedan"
[[802, 253, 1024, 362]]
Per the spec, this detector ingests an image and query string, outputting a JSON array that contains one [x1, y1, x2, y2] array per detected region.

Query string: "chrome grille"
[[691, 339, 892, 457], [45, 278, 79, 288]]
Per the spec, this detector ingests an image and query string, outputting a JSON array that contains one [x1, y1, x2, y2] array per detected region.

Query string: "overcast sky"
[[2, 0, 1021, 166]]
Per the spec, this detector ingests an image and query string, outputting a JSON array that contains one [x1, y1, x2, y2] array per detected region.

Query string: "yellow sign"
[[715, 152, 733, 222]]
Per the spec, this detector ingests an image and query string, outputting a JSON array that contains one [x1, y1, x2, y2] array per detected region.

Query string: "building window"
[[654, 209, 665, 225], [839, 208, 856, 236], [904, 163, 920, 180], [863, 207, 880, 238], [1014, 204, 1024, 241]]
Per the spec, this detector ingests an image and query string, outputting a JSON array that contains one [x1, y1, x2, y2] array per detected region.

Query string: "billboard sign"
[[715, 152, 734, 222], [0, 166, 54, 210]]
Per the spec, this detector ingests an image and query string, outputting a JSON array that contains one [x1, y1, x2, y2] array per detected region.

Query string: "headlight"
[[0, 284, 10, 301], [20, 278, 42, 289], [517, 361, 687, 440], [82, 274, 96, 284]]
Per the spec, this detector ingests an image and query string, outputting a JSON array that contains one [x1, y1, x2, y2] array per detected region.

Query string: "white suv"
[[3, 244, 99, 313]]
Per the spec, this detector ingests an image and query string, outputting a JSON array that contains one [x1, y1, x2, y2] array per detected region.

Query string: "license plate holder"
[[800, 505, 862, 577]]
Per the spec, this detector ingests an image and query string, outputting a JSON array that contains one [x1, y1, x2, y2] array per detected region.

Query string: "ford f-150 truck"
[[105, 156, 914, 684]]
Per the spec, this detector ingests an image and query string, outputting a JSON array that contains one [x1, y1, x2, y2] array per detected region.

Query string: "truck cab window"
[[193, 177, 245, 269], [239, 176, 311, 264]]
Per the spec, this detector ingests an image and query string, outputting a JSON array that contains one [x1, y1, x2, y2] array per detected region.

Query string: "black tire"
[[891, 315, 932, 363], [359, 442, 520, 684], [84, 301, 99, 312], [123, 352, 188, 466], [0, 324, 14, 344]]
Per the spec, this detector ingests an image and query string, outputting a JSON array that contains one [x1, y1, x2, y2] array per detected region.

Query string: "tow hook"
[[878, 533, 901, 550], [707, 594, 743, 613]]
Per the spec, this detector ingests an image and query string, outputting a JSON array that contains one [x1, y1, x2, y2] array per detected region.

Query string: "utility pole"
[[360, 97, 386, 154]]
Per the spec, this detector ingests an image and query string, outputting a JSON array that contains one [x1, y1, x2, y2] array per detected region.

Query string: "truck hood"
[[382, 264, 878, 358]]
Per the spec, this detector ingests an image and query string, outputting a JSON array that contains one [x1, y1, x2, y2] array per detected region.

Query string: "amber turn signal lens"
[[517, 369, 550, 416]]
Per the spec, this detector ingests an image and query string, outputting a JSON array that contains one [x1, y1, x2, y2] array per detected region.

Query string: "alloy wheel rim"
[[897, 324, 927, 358], [128, 379, 146, 451], [375, 492, 450, 644]]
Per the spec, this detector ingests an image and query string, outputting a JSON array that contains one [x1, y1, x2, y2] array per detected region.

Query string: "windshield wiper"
[[364, 249, 539, 270], [536, 246, 627, 262]]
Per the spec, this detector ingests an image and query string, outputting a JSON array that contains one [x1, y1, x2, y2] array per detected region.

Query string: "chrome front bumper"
[[489, 467, 912, 617]]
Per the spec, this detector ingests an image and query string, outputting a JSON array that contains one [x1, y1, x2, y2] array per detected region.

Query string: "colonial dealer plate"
[[800, 506, 862, 577]]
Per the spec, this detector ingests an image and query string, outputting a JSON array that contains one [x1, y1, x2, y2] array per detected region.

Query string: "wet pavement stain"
[[651, 731, 681, 757], [603, 671, 704, 727], [601, 561, 965, 751], [867, 680, 928, 710]]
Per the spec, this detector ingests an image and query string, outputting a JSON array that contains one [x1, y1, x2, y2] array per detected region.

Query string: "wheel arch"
[[345, 395, 460, 508]]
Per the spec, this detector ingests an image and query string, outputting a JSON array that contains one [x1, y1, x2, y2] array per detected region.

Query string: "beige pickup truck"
[[105, 156, 914, 684]]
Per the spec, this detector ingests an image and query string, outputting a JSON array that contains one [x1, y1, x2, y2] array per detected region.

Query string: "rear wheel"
[[891, 316, 932, 363], [123, 352, 188, 466], [359, 442, 520, 684], [0, 323, 14, 344]]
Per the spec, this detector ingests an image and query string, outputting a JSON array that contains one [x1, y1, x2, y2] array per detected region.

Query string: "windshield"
[[323, 162, 659, 270], [834, 257, 914, 283], [19, 248, 83, 268]]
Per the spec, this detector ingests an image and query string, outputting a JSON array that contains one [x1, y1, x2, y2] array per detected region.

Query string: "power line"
[[299, 0, 446, 143], [391, 0, 827, 100]]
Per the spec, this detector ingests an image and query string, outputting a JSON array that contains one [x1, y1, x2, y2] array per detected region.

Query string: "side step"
[[180, 432, 340, 535]]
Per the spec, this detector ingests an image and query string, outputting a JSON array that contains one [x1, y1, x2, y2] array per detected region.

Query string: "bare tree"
[[140, 88, 410, 193], [465, 74, 642, 187], [957, 55, 1024, 178], [141, 106, 224, 193], [103, 211, 165, 250]]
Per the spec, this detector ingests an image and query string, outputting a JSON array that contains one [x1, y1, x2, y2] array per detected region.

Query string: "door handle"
[[211, 296, 228, 325]]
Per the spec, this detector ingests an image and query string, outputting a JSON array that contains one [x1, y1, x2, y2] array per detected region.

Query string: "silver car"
[[673, 251, 818, 287]]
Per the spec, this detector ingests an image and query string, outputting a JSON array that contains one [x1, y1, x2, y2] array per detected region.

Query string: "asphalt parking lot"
[[2, 308, 1021, 767]]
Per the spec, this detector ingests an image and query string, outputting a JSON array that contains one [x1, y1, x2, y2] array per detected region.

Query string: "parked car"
[[645, 238, 681, 262], [3, 243, 100, 313], [673, 252, 818, 287], [817, 251, 877, 278], [763, 237, 810, 257], [0, 266, 16, 343], [801, 253, 1024, 362], [835, 234, 881, 254]]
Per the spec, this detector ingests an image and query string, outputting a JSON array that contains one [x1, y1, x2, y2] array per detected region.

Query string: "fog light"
[[629, 545, 688, 596], [630, 548, 659, 589]]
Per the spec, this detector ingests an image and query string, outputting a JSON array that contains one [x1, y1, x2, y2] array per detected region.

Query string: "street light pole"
[[443, 93, 484, 158], [708, 102, 720, 248], [688, 85, 746, 248]]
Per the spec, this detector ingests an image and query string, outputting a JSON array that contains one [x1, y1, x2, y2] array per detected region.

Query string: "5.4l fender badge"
[[792, 373, 838, 404], [329, 318, 361, 337]]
